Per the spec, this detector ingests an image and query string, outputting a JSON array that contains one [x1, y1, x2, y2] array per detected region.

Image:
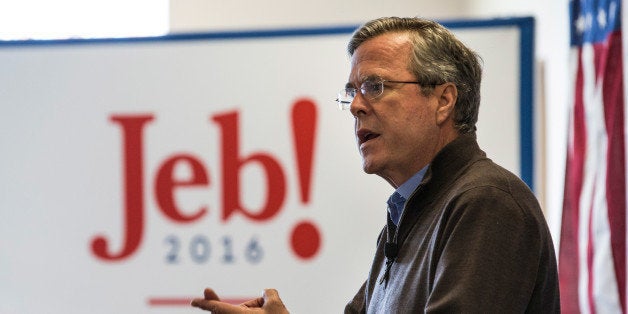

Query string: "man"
[[191, 16, 560, 313]]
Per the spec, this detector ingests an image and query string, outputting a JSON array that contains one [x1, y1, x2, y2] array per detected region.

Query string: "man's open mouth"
[[357, 129, 380, 145]]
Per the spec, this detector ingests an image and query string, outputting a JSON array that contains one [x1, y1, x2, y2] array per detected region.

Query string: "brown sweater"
[[345, 133, 560, 313]]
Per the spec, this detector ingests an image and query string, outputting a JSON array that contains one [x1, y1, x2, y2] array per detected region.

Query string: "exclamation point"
[[289, 98, 321, 260]]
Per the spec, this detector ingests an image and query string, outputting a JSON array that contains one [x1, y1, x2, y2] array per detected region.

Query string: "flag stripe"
[[587, 198, 595, 314], [602, 31, 626, 312], [559, 47, 587, 314]]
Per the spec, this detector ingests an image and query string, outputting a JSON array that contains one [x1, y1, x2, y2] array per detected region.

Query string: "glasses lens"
[[336, 88, 354, 110], [361, 80, 384, 99]]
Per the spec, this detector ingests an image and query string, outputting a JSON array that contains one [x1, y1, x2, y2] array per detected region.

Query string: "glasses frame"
[[335, 79, 422, 110]]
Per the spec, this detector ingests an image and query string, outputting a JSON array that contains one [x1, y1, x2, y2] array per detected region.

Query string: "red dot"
[[290, 221, 321, 260]]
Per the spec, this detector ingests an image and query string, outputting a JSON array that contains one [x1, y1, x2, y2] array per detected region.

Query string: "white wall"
[[169, 0, 468, 32], [0, 0, 169, 39], [169, 0, 570, 247]]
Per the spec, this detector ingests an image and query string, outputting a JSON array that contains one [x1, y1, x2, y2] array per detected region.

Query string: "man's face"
[[348, 32, 443, 187]]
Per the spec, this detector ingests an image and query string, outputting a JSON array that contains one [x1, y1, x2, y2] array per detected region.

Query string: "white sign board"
[[0, 18, 533, 313]]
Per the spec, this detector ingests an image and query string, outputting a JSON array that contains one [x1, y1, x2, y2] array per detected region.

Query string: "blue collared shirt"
[[387, 165, 429, 225]]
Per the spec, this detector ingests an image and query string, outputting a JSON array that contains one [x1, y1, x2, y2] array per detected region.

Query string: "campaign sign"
[[0, 18, 533, 313]]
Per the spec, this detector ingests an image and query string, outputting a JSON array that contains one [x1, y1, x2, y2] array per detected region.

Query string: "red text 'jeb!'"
[[90, 99, 320, 262]]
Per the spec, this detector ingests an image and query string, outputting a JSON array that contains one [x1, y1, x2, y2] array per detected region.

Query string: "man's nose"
[[350, 92, 370, 117]]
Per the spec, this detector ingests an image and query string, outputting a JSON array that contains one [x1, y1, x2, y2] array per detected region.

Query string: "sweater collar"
[[419, 132, 486, 194]]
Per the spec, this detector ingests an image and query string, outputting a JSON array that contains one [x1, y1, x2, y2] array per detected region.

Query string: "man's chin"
[[361, 160, 379, 175]]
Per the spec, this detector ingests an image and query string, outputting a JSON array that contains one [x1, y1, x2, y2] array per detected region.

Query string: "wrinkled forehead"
[[348, 33, 414, 83]]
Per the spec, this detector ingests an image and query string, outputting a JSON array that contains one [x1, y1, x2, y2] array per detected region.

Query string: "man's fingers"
[[240, 297, 265, 308], [262, 289, 280, 301], [191, 288, 288, 313], [190, 298, 216, 311], [191, 298, 243, 313], [262, 289, 289, 313], [203, 288, 221, 301]]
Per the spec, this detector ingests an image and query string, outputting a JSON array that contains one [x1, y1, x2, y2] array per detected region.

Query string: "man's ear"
[[435, 83, 457, 125]]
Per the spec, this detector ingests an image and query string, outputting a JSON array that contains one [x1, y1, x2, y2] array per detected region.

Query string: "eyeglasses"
[[335, 78, 421, 110]]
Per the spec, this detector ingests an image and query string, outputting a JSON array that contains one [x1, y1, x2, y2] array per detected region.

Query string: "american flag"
[[559, 0, 626, 313]]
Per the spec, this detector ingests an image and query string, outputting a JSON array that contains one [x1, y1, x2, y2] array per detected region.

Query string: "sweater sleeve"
[[424, 185, 554, 313], [344, 280, 367, 314]]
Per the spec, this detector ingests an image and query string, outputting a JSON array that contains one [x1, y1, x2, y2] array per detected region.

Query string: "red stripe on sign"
[[147, 297, 253, 306], [148, 298, 192, 306]]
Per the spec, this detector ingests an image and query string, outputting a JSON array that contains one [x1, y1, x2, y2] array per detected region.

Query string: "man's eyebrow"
[[346, 74, 383, 89], [361, 74, 383, 82]]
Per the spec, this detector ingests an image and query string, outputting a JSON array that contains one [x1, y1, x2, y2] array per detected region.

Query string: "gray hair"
[[348, 17, 482, 134]]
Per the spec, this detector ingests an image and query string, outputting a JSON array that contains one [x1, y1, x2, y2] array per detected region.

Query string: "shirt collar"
[[395, 164, 429, 200], [387, 165, 429, 226]]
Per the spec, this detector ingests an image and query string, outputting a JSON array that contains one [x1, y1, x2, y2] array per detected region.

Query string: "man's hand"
[[191, 288, 289, 313]]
